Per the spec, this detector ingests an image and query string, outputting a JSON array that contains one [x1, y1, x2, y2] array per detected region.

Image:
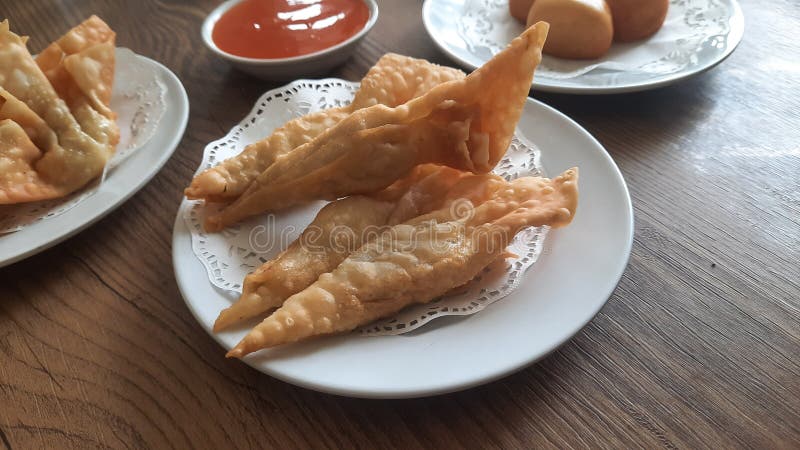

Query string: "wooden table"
[[2, 0, 798, 448]]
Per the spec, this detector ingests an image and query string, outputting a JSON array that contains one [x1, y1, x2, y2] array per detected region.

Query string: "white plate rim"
[[172, 92, 634, 398], [0, 51, 189, 268], [421, 0, 745, 94]]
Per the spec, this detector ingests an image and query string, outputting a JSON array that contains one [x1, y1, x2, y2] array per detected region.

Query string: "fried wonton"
[[213, 165, 469, 331], [36, 16, 115, 108], [226, 167, 578, 357], [0, 20, 113, 199], [214, 196, 397, 331], [186, 54, 466, 203], [205, 23, 549, 231], [36, 15, 118, 147], [0, 88, 59, 155], [0, 89, 67, 203], [0, 119, 60, 204], [57, 41, 119, 147]]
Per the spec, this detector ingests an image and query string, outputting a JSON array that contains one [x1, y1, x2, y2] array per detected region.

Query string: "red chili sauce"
[[212, 0, 370, 59]]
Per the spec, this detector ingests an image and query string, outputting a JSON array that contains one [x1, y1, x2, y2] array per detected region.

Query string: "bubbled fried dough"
[[214, 164, 527, 331], [226, 168, 578, 357], [36, 15, 117, 119], [213, 165, 470, 331], [34, 15, 118, 150], [185, 54, 466, 203], [0, 19, 114, 201], [204, 23, 549, 231], [0, 120, 61, 204]]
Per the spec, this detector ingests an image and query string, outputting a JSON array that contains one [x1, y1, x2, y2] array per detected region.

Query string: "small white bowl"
[[202, 0, 378, 80]]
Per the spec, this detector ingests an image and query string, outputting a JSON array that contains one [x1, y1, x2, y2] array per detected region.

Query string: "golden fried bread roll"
[[526, 0, 613, 59], [509, 0, 534, 23], [605, 0, 668, 42]]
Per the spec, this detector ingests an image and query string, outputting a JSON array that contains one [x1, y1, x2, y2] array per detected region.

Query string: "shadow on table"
[[532, 72, 723, 160], [305, 343, 580, 436]]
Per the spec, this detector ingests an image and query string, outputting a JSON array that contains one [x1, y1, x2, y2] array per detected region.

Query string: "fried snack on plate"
[[605, 0, 669, 42], [35, 15, 119, 147], [185, 53, 465, 203], [0, 89, 65, 203], [526, 0, 613, 60], [0, 119, 60, 203], [226, 167, 578, 357], [214, 196, 396, 331], [0, 88, 60, 157], [0, 20, 110, 201], [213, 165, 470, 331], [58, 42, 118, 147], [205, 23, 549, 231], [219, 165, 539, 331], [349, 54, 466, 109], [36, 16, 115, 111]]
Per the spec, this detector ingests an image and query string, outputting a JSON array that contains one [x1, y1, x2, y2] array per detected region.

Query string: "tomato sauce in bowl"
[[212, 0, 370, 60]]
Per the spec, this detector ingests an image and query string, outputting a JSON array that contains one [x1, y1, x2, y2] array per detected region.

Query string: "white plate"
[[422, 0, 744, 94], [0, 50, 189, 267], [173, 95, 633, 398]]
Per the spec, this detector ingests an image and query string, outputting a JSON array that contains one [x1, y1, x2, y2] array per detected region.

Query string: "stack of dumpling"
[[185, 22, 581, 358], [0, 16, 118, 205]]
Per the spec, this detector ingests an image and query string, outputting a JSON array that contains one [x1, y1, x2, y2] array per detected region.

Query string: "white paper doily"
[[458, 0, 733, 79], [182, 79, 549, 336], [0, 48, 166, 233]]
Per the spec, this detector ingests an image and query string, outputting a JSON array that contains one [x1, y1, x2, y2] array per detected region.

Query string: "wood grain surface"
[[1, 0, 798, 448]]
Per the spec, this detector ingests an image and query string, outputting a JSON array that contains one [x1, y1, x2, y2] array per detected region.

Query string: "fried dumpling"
[[38, 15, 115, 56], [0, 88, 59, 155], [348, 53, 468, 110], [185, 54, 465, 203], [186, 108, 352, 203], [214, 196, 397, 331], [36, 16, 115, 111], [205, 23, 549, 231], [0, 119, 61, 204], [0, 89, 67, 203], [56, 42, 119, 147], [35, 15, 118, 147], [213, 165, 469, 331], [216, 165, 536, 332], [227, 167, 578, 357], [0, 20, 109, 196]]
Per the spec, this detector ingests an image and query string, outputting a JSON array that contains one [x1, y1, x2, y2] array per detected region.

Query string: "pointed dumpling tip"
[[520, 21, 549, 48], [226, 347, 245, 359]]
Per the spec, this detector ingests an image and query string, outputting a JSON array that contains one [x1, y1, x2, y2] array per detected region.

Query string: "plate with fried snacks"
[[423, 0, 744, 94], [174, 24, 633, 398], [0, 16, 188, 267]]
